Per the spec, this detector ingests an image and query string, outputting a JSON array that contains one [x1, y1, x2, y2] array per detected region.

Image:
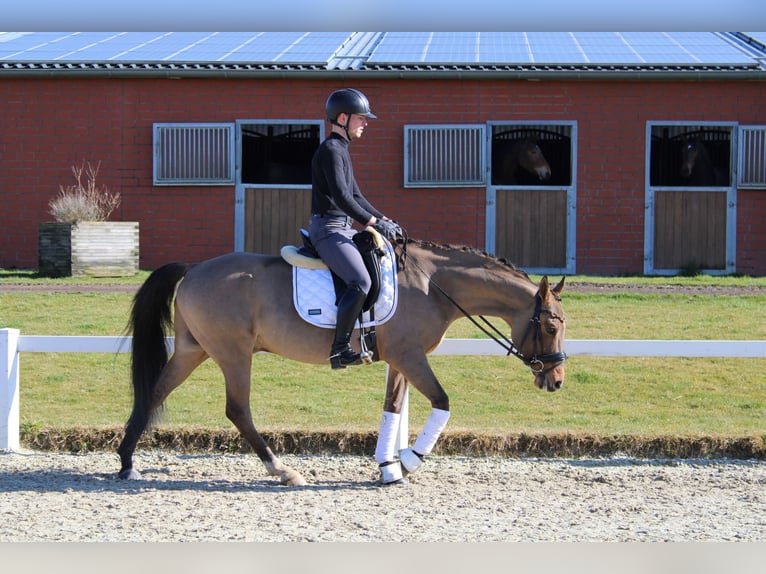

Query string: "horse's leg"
[[382, 350, 451, 479], [374, 367, 409, 484], [118, 345, 207, 479], [218, 358, 307, 486]]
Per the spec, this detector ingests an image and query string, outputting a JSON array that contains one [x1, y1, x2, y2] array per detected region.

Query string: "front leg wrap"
[[400, 408, 450, 474]]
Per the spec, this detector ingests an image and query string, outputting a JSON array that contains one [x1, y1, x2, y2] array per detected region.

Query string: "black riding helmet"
[[325, 88, 377, 138]]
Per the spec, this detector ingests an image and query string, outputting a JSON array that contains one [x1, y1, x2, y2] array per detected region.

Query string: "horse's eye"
[[546, 326, 557, 336]]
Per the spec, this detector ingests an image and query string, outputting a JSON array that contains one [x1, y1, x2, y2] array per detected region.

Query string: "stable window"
[[240, 121, 321, 186], [490, 123, 573, 187], [649, 124, 732, 187], [738, 126, 766, 188], [153, 123, 235, 186], [404, 124, 485, 187]]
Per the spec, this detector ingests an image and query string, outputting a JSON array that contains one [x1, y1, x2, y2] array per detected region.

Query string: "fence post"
[[0, 328, 20, 450]]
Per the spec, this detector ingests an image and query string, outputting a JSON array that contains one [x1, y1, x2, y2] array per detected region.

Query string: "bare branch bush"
[[49, 161, 121, 223]]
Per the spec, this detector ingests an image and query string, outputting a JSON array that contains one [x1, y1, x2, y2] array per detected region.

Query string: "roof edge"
[[2, 61, 765, 80]]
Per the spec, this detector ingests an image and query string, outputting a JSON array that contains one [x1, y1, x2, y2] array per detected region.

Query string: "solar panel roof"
[[0, 31, 354, 63], [0, 32, 763, 74], [741, 31, 766, 47], [367, 32, 757, 65]]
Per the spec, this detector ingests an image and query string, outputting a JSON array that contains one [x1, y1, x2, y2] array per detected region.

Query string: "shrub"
[[49, 161, 121, 223]]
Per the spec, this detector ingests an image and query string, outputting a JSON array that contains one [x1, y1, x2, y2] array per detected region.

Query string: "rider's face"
[[344, 113, 369, 140]]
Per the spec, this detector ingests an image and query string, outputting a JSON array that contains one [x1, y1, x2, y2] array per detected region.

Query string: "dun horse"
[[493, 138, 552, 185], [117, 239, 567, 485]]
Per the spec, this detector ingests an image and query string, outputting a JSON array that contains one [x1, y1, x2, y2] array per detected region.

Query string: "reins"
[[404, 249, 567, 374]]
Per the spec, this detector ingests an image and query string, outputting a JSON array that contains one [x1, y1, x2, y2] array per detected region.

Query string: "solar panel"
[[743, 32, 766, 46], [0, 31, 761, 68], [476, 32, 531, 63], [620, 32, 754, 64], [0, 32, 354, 63], [270, 32, 354, 63], [367, 32, 433, 63], [367, 32, 758, 66]]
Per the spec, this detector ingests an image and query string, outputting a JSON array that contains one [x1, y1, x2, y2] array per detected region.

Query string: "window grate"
[[739, 126, 766, 188], [153, 123, 235, 185], [404, 125, 485, 187]]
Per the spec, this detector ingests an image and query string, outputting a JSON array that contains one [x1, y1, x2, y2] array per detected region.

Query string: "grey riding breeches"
[[308, 214, 372, 294]]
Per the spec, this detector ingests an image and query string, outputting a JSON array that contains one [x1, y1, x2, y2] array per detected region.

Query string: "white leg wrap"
[[400, 408, 450, 474], [412, 408, 450, 456], [374, 411, 401, 464], [379, 460, 404, 484], [400, 447, 424, 474]]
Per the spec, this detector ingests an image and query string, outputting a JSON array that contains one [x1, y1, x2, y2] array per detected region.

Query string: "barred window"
[[153, 123, 235, 185], [240, 121, 320, 186], [404, 124, 485, 187], [738, 126, 766, 188], [649, 123, 732, 188]]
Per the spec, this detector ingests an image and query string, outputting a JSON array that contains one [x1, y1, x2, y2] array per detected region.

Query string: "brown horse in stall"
[[493, 138, 552, 185], [117, 239, 567, 485]]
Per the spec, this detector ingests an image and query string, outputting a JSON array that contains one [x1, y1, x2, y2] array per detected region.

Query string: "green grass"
[[2, 280, 764, 439], [0, 268, 152, 285]]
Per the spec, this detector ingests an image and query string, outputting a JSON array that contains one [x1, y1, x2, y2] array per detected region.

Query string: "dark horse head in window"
[[679, 137, 727, 186]]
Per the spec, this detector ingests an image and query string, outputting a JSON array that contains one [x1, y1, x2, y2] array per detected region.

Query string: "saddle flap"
[[291, 235, 399, 330]]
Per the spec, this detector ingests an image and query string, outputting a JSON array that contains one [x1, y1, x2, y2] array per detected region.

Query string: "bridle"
[[408, 254, 567, 374]]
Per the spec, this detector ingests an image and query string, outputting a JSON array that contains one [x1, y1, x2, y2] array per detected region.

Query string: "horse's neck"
[[692, 153, 716, 185], [411, 245, 536, 318]]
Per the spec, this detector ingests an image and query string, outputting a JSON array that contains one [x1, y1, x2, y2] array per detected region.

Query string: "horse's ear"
[[538, 275, 550, 298], [553, 276, 565, 295]]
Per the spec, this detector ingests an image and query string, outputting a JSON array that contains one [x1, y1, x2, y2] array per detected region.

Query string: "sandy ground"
[[1, 449, 763, 542]]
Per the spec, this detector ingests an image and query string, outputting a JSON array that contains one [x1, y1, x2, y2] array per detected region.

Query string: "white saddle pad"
[[292, 239, 398, 329]]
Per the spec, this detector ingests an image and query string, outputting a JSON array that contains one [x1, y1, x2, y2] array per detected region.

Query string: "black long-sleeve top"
[[311, 133, 383, 225]]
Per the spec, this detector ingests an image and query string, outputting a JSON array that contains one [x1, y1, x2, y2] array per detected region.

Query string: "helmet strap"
[[332, 113, 352, 141]]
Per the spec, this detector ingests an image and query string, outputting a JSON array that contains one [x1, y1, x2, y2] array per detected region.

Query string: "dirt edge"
[[20, 427, 766, 460]]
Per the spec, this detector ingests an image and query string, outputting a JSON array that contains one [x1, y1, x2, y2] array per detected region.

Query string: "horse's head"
[[518, 139, 552, 182], [680, 138, 705, 180], [512, 276, 566, 392]]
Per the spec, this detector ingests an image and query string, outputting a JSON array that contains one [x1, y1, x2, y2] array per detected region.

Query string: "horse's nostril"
[[554, 380, 562, 390]]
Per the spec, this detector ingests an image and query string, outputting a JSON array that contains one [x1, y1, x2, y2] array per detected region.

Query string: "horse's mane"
[[403, 237, 530, 280]]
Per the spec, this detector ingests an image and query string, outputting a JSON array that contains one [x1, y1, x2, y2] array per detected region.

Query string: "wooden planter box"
[[38, 221, 139, 277]]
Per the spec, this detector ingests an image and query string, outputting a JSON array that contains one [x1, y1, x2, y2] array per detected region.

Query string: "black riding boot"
[[330, 284, 367, 369]]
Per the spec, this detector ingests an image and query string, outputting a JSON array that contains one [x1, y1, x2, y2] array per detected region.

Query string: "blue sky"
[[3, 0, 764, 31]]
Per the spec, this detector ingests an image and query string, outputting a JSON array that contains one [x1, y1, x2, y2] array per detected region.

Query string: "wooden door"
[[494, 188, 568, 268], [244, 187, 311, 255], [653, 190, 727, 270]]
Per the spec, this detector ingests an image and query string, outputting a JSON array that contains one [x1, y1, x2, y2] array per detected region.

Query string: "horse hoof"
[[281, 471, 308, 486], [118, 468, 142, 480], [380, 477, 409, 486]]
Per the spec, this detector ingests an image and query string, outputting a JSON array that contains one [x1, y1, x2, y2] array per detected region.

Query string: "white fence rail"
[[2, 328, 765, 450]]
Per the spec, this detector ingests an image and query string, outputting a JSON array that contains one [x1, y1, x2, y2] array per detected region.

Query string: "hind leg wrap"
[[400, 408, 450, 474], [375, 411, 405, 484]]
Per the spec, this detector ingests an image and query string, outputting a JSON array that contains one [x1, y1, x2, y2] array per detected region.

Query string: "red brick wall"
[[1, 76, 765, 275]]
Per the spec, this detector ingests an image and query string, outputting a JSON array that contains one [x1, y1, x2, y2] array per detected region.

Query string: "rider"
[[309, 88, 400, 369]]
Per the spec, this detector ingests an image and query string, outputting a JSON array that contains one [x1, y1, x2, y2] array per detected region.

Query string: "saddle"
[[281, 228, 398, 362], [282, 228, 384, 309]]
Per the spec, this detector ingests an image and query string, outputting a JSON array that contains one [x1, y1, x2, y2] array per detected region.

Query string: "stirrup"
[[329, 346, 363, 369]]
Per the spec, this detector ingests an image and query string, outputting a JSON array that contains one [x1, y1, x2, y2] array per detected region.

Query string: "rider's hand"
[[373, 219, 403, 241]]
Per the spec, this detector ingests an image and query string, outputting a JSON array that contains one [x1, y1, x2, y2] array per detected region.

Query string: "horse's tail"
[[125, 262, 191, 428]]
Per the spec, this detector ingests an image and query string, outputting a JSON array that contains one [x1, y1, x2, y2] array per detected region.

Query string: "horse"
[[492, 138, 552, 185], [116, 239, 567, 486], [679, 138, 725, 186]]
